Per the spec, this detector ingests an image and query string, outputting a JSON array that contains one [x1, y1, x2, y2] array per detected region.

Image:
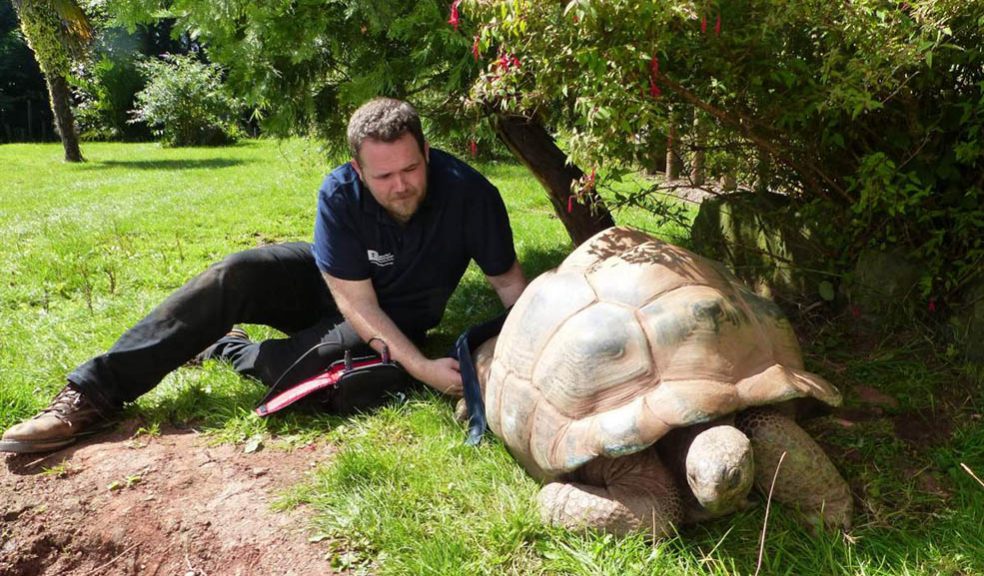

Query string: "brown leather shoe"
[[0, 384, 118, 454]]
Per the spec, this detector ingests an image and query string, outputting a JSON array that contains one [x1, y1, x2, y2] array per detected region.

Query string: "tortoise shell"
[[484, 227, 841, 480]]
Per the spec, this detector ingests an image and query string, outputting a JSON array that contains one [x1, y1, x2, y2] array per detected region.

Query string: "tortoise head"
[[685, 425, 755, 516]]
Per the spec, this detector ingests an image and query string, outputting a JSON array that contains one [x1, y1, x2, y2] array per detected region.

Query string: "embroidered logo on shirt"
[[367, 249, 395, 267]]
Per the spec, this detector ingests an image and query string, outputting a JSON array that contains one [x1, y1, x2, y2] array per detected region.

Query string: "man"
[[0, 98, 527, 454]]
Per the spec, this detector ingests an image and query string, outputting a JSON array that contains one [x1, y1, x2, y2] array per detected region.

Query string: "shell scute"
[[494, 269, 597, 380], [532, 302, 653, 420]]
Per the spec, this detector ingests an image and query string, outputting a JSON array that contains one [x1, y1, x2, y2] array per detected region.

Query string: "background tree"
[[0, 2, 53, 142], [108, 0, 614, 244], [11, 0, 93, 161], [466, 0, 984, 302]]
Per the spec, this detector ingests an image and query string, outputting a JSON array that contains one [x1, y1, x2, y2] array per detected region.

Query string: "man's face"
[[351, 132, 429, 224]]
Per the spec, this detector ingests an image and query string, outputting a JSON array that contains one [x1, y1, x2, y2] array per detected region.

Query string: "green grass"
[[2, 140, 983, 575]]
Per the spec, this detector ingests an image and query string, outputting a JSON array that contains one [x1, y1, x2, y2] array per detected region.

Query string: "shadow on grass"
[[81, 158, 248, 171], [425, 242, 571, 355], [132, 363, 430, 444]]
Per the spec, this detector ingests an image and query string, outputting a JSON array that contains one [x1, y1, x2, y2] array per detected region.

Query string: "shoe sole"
[[0, 437, 78, 454], [0, 420, 119, 454]]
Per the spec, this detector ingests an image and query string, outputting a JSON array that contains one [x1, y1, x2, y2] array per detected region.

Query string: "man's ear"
[[424, 141, 430, 162], [350, 156, 363, 180]]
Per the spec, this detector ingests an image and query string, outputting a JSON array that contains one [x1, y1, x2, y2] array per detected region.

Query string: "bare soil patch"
[[0, 420, 336, 576]]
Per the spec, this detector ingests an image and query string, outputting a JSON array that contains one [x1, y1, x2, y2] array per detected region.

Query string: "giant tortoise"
[[471, 227, 852, 536]]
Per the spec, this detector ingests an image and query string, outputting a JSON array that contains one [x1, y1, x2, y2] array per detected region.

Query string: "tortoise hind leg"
[[735, 407, 853, 531], [538, 449, 684, 537]]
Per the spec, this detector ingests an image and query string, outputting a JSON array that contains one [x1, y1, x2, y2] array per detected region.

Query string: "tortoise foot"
[[538, 450, 684, 537], [736, 407, 853, 532]]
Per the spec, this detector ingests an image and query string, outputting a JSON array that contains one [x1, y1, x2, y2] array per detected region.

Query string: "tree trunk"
[[721, 172, 737, 192], [691, 114, 705, 186], [44, 73, 83, 162], [754, 153, 771, 195], [666, 118, 681, 181], [647, 132, 667, 175], [493, 114, 614, 246]]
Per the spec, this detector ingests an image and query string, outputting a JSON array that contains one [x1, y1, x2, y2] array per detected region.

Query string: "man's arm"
[[323, 273, 464, 396], [486, 260, 527, 308]]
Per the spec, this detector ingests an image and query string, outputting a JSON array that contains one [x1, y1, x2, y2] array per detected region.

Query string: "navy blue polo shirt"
[[312, 148, 516, 339]]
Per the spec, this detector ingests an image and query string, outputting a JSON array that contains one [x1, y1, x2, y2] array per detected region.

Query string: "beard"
[[368, 162, 428, 225]]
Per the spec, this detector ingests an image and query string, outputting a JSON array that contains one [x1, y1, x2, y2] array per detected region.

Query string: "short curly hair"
[[346, 98, 425, 159]]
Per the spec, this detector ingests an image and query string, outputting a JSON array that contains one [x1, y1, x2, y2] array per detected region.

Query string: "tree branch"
[[659, 75, 853, 204]]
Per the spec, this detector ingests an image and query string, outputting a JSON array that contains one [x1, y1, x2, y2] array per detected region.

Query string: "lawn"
[[1, 140, 982, 575]]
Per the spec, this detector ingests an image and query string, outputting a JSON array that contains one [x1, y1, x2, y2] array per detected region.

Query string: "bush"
[[73, 22, 183, 142], [130, 53, 241, 146], [75, 53, 147, 141], [468, 0, 984, 303]]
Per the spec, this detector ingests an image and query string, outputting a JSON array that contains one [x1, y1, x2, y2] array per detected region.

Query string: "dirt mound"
[[0, 421, 337, 575]]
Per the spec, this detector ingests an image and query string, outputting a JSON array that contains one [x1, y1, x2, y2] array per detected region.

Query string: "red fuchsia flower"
[[714, 13, 721, 36], [469, 139, 478, 158], [448, 0, 461, 31], [928, 298, 937, 313], [567, 195, 574, 213], [649, 55, 661, 98], [850, 305, 861, 318], [510, 55, 521, 68], [472, 36, 481, 61], [701, 14, 707, 34], [587, 168, 597, 189]]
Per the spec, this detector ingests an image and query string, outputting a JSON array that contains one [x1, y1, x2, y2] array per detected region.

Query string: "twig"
[[754, 451, 787, 576], [24, 457, 48, 469], [961, 463, 984, 490], [78, 542, 140, 576]]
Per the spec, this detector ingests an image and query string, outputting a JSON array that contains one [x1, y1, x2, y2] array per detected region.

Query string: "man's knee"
[[197, 247, 277, 290]]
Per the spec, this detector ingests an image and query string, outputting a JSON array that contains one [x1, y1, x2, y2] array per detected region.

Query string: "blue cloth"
[[451, 310, 510, 445], [313, 148, 516, 337]]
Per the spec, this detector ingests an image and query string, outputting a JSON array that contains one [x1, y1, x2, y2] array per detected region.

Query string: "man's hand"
[[415, 357, 463, 396], [324, 272, 463, 396]]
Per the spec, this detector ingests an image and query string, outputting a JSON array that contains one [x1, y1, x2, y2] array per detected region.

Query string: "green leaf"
[[819, 281, 836, 302]]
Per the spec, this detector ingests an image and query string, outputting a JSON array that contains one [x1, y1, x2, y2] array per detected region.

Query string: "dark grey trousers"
[[68, 242, 375, 411]]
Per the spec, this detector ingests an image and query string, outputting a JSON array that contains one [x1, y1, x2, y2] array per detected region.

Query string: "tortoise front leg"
[[735, 407, 853, 531], [537, 449, 684, 537]]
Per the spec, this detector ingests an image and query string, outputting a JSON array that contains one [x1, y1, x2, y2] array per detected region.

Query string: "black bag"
[[255, 345, 408, 417]]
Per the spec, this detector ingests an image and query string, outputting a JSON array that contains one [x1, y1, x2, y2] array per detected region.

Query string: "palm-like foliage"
[[12, 0, 93, 161]]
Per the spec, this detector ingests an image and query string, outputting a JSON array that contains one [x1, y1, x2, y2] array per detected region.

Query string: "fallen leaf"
[[244, 437, 263, 454]]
